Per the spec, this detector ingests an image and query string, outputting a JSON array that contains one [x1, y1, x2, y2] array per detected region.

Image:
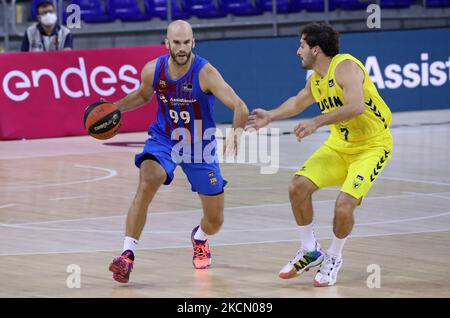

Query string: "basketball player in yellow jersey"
[[248, 22, 393, 287]]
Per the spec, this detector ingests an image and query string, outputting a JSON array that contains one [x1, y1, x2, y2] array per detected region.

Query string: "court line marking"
[[403, 191, 450, 200], [0, 192, 424, 227], [0, 204, 16, 209], [48, 196, 88, 201], [0, 227, 448, 257], [0, 165, 117, 190], [226, 187, 274, 191], [129, 187, 274, 195], [2, 210, 449, 235], [377, 176, 450, 187], [2, 191, 450, 232]]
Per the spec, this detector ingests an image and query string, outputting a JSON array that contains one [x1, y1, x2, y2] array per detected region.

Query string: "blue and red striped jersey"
[[148, 54, 219, 162], [150, 54, 216, 145]]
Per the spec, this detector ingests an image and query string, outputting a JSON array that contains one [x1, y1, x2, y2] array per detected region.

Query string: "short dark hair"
[[37, 1, 55, 12], [300, 22, 340, 57]]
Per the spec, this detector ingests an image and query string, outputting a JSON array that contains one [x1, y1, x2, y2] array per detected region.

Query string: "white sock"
[[327, 234, 347, 259], [123, 236, 138, 254], [299, 223, 317, 251], [193, 225, 208, 241]]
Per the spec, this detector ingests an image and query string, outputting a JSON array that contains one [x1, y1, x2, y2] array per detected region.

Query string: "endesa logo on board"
[[2, 57, 140, 102], [0, 45, 167, 140], [0, 46, 167, 103], [365, 53, 450, 89]]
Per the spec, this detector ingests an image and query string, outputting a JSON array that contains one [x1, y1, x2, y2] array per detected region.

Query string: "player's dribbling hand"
[[294, 119, 318, 142], [247, 108, 271, 131]]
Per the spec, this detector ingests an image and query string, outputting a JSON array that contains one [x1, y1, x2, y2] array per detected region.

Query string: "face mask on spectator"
[[40, 12, 57, 26]]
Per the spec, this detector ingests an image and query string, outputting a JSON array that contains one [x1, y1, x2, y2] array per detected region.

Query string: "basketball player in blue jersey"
[[107, 20, 249, 283]]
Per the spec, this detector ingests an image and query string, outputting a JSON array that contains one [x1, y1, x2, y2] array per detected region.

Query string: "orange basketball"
[[83, 101, 122, 140]]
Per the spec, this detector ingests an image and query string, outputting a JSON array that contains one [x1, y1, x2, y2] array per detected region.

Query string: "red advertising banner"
[[0, 45, 167, 140]]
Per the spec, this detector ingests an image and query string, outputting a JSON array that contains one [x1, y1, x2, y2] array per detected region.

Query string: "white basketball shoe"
[[313, 253, 343, 287]]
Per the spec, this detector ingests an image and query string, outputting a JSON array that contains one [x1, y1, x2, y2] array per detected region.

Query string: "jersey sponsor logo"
[[313, 80, 321, 94], [170, 97, 197, 103], [183, 83, 193, 92], [319, 96, 343, 112], [353, 175, 364, 189], [159, 93, 168, 103], [169, 97, 198, 107]]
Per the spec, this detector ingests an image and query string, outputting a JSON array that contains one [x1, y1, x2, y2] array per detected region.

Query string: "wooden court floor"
[[0, 109, 449, 298]]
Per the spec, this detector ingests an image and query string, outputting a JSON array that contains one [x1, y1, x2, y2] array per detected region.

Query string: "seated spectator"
[[21, 0, 73, 52]]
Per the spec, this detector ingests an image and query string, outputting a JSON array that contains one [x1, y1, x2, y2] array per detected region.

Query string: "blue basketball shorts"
[[135, 134, 227, 196]]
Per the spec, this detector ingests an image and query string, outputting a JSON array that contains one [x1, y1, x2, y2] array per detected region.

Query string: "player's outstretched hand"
[[247, 108, 271, 131], [294, 119, 318, 142]]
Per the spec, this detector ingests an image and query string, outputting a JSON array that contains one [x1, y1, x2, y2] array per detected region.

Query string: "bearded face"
[[168, 38, 194, 66]]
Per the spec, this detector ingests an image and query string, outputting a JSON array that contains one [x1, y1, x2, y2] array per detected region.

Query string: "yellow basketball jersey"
[[310, 54, 392, 143]]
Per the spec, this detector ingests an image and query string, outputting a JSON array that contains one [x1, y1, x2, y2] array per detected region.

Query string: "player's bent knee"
[[334, 202, 355, 219], [289, 176, 316, 198], [139, 170, 166, 191], [335, 193, 359, 217]]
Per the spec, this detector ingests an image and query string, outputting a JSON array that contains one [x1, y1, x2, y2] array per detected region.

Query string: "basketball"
[[83, 101, 122, 140]]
